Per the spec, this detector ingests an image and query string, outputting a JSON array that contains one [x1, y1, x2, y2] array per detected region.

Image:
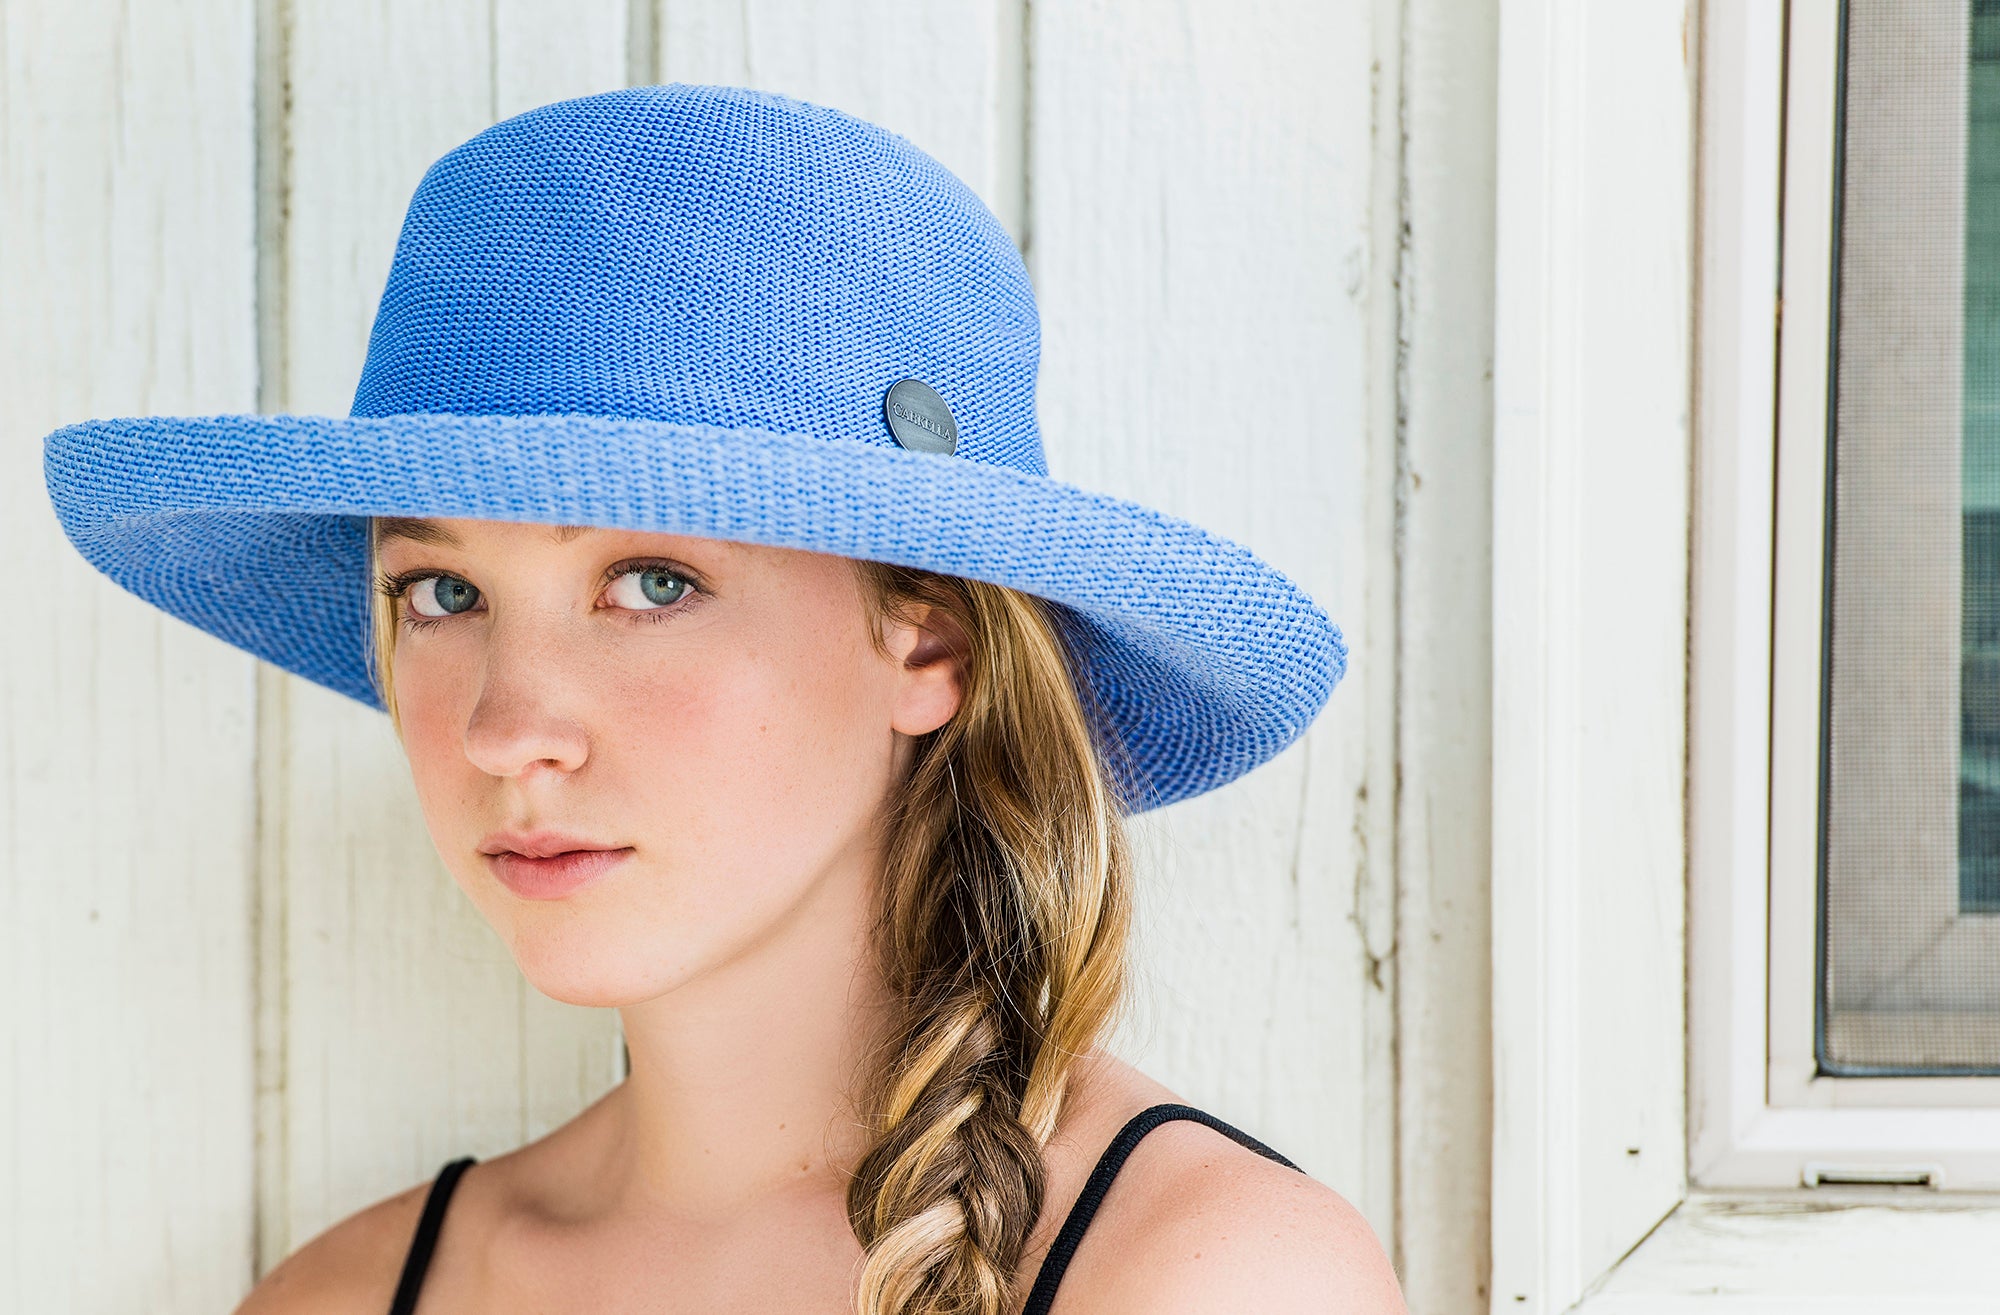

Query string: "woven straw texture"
[[40, 82, 1346, 813]]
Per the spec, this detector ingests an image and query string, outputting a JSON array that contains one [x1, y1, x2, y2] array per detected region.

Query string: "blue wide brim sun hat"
[[40, 82, 1346, 814]]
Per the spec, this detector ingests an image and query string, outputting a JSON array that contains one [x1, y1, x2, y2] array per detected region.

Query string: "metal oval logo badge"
[[883, 378, 959, 455]]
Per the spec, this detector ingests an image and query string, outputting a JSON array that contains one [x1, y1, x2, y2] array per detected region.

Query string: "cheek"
[[506, 629, 902, 1006], [394, 656, 485, 831], [602, 633, 898, 874]]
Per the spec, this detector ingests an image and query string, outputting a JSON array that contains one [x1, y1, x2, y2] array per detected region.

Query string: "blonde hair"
[[364, 522, 1138, 1315]]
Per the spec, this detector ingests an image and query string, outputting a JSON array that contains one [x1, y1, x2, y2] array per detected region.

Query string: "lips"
[[478, 829, 624, 860], [476, 829, 633, 900]]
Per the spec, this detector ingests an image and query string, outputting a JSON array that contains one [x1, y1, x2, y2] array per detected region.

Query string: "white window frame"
[[1701, 0, 2000, 1180], [1492, 2, 2000, 1312], [1761, 0, 2000, 1119]]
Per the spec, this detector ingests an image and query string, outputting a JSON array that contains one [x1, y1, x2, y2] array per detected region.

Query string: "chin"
[[511, 949, 684, 1009], [499, 916, 704, 1009]]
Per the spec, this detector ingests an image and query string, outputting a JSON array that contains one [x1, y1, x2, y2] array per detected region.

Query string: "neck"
[[597, 851, 900, 1222]]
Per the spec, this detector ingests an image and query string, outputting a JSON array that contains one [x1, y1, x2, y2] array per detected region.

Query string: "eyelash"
[[372, 560, 708, 634]]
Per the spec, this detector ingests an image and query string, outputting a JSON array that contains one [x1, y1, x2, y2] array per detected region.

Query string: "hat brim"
[[42, 411, 1346, 812]]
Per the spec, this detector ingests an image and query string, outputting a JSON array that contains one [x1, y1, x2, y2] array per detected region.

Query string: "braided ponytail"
[[844, 562, 1137, 1315]]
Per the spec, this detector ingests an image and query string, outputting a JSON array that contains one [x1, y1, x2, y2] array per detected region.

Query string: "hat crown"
[[350, 83, 1047, 475]]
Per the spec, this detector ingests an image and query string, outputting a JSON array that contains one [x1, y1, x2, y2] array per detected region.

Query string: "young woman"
[[42, 84, 1402, 1314]]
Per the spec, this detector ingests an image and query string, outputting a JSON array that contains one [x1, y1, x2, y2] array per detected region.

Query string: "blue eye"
[[408, 575, 481, 618], [372, 559, 704, 632], [607, 566, 692, 610]]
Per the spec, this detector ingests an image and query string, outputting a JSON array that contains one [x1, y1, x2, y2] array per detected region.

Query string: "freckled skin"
[[380, 516, 958, 1013]]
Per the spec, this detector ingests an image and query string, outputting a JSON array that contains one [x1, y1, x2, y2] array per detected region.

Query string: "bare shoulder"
[[230, 1169, 441, 1314], [1044, 1085, 1407, 1314]]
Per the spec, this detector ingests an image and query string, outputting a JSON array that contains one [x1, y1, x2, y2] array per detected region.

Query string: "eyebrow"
[[373, 517, 592, 548]]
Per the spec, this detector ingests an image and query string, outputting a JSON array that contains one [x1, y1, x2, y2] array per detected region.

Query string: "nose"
[[460, 626, 591, 780]]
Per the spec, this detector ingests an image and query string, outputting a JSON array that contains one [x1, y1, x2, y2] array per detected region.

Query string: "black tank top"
[[386, 1101, 1300, 1314]]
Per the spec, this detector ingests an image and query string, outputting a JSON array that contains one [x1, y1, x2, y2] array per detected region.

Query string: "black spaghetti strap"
[[386, 1155, 477, 1315], [1019, 1102, 1301, 1315]]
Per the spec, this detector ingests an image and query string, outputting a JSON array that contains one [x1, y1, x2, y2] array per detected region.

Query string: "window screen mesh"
[[1821, 0, 2000, 1073]]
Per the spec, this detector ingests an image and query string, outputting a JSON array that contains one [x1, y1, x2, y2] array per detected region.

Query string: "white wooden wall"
[[1, 2, 1499, 1311]]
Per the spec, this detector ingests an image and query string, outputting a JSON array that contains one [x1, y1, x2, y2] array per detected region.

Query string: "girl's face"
[[372, 516, 963, 1008]]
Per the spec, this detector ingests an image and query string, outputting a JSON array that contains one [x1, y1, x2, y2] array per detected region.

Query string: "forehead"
[[374, 516, 587, 548], [368, 515, 812, 571]]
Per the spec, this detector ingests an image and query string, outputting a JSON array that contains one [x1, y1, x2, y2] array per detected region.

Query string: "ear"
[[887, 602, 969, 737]]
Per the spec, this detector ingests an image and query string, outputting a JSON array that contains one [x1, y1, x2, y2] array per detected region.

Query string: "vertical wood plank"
[[496, 0, 628, 120], [0, 1, 260, 1309], [657, 0, 1023, 242], [262, 0, 630, 1269], [1030, 0, 1394, 1243], [1400, 0, 1501, 1308]]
